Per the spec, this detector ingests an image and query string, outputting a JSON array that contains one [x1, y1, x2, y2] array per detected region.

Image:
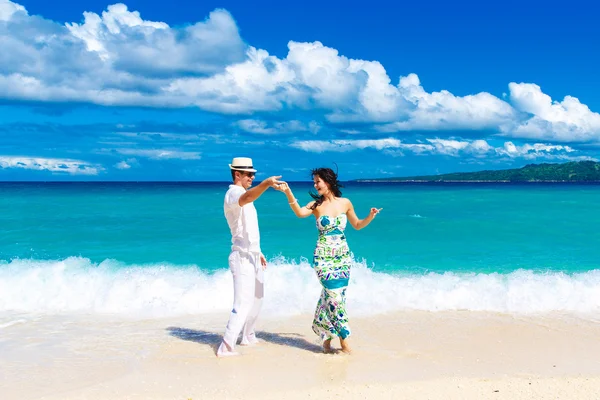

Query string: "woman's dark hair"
[[309, 167, 343, 210]]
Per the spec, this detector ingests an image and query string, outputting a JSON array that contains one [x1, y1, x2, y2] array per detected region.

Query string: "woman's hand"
[[370, 207, 383, 217], [274, 181, 290, 193]]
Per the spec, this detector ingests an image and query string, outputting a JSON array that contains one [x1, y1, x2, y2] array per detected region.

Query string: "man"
[[216, 157, 282, 357]]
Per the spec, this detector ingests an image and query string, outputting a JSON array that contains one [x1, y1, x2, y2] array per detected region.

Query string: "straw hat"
[[229, 157, 257, 172]]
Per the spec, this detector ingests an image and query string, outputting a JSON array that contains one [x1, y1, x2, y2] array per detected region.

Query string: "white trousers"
[[217, 251, 264, 356]]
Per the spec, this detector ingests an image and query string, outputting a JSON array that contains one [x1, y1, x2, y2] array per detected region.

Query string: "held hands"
[[274, 181, 290, 193]]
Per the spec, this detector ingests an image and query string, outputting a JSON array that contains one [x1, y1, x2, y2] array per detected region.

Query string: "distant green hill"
[[358, 161, 600, 182]]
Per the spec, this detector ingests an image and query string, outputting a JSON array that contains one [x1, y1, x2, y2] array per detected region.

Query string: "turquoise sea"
[[1, 182, 600, 320]]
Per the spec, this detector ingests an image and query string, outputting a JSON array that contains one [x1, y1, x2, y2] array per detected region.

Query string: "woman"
[[276, 168, 381, 354]]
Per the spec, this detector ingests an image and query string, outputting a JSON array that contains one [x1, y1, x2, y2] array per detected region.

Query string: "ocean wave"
[[0, 318, 27, 329], [2, 257, 600, 318]]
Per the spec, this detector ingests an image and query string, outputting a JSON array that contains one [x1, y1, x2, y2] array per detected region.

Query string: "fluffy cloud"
[[112, 148, 201, 160], [0, 155, 102, 175], [431, 139, 593, 161], [114, 160, 131, 169], [291, 137, 590, 161], [378, 74, 516, 131], [426, 139, 494, 156], [423, 139, 587, 160], [287, 42, 406, 122], [495, 142, 582, 160], [2, 1, 600, 145], [506, 83, 600, 141], [238, 119, 321, 134], [166, 41, 410, 119], [0, 1, 245, 106], [290, 138, 402, 152], [0, 0, 25, 21], [65, 4, 245, 75]]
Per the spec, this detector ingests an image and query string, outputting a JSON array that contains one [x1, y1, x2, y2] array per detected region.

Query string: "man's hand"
[[240, 175, 282, 206], [262, 175, 282, 188], [260, 254, 267, 270]]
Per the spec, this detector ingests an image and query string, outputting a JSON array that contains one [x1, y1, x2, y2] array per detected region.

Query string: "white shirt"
[[224, 184, 261, 253]]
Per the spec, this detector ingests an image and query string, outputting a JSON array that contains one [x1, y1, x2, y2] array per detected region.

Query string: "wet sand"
[[2, 311, 600, 399]]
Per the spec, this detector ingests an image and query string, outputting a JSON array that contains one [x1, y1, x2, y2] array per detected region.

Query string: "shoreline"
[[3, 311, 600, 399]]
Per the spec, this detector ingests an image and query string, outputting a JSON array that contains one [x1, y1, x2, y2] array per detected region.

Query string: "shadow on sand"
[[166, 327, 323, 354]]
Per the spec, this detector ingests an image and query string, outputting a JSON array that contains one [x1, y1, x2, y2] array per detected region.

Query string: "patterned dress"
[[312, 213, 352, 341]]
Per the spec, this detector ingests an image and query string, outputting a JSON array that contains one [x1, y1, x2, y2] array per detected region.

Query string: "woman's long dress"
[[312, 213, 352, 341]]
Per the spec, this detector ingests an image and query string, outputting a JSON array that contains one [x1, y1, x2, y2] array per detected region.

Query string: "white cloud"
[[425, 139, 586, 160], [495, 141, 580, 160], [0, 0, 26, 21], [0, 2, 245, 106], [2, 1, 600, 145], [113, 157, 139, 169], [65, 4, 244, 74], [115, 132, 203, 141], [0, 156, 102, 175], [1, 12, 518, 130], [66, 4, 168, 59], [291, 137, 591, 162], [393, 143, 433, 154], [165, 41, 409, 119], [164, 46, 299, 113], [427, 139, 493, 156], [114, 148, 201, 160], [506, 83, 600, 141], [290, 138, 402, 152], [114, 160, 131, 169], [377, 74, 516, 131], [427, 139, 593, 161], [287, 42, 407, 122], [238, 119, 320, 134], [339, 129, 363, 134]]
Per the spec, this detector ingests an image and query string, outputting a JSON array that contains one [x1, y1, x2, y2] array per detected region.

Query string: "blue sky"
[[1, 0, 600, 181]]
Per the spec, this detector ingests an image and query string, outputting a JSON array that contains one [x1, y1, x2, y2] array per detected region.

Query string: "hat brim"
[[229, 164, 257, 173]]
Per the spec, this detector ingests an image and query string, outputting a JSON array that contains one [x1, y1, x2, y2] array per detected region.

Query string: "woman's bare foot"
[[323, 338, 334, 354], [340, 338, 352, 354]]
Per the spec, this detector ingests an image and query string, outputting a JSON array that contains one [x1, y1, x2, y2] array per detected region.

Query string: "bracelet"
[[289, 199, 298, 205]]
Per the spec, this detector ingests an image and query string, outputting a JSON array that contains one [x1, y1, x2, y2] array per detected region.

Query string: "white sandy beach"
[[3, 311, 600, 399]]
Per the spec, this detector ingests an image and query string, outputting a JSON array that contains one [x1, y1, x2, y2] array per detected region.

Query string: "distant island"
[[356, 161, 600, 182]]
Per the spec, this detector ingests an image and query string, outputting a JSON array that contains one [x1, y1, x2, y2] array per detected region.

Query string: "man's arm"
[[239, 175, 282, 207]]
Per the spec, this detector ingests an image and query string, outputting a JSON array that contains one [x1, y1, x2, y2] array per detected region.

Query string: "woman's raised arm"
[[345, 198, 382, 230], [276, 182, 314, 218]]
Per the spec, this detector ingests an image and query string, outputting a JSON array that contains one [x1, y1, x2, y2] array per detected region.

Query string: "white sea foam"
[[2, 257, 600, 318], [0, 319, 27, 329]]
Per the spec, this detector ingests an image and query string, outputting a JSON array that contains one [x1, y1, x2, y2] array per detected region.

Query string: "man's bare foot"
[[323, 338, 334, 354], [340, 338, 352, 355], [216, 341, 240, 357], [240, 336, 262, 346]]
